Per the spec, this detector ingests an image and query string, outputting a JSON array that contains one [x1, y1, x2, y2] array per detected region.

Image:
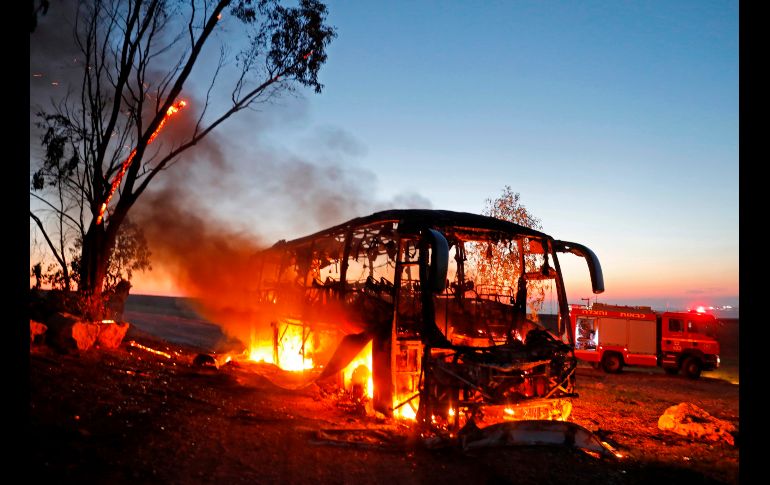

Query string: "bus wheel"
[[601, 353, 623, 374], [682, 357, 702, 379]]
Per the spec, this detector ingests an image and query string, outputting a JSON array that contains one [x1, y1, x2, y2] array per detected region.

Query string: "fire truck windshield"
[[688, 318, 717, 337]]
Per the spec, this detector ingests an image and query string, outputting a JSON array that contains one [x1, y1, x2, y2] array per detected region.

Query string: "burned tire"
[[601, 353, 623, 374], [682, 356, 702, 379]]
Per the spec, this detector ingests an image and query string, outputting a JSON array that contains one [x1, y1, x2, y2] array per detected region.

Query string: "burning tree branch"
[[30, 0, 336, 304], [96, 100, 188, 224]]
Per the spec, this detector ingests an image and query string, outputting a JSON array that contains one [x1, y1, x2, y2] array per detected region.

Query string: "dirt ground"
[[29, 318, 740, 485]]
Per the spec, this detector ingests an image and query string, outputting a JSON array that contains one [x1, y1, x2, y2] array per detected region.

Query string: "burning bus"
[[243, 209, 604, 435]]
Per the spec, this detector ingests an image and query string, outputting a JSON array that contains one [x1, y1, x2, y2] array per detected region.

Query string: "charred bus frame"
[[248, 209, 604, 434]]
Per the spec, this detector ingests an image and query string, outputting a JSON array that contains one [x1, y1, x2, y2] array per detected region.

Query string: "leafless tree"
[[30, 0, 336, 317]]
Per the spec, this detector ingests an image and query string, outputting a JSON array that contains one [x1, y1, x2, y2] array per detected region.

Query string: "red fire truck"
[[570, 303, 720, 378]]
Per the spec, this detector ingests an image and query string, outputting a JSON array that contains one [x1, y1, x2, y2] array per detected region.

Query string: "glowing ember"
[[96, 100, 187, 225], [101, 319, 116, 324], [128, 340, 172, 359], [601, 441, 624, 459]]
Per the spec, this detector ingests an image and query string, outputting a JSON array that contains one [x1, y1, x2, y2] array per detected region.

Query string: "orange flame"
[[395, 404, 417, 421], [245, 326, 374, 399], [277, 324, 314, 371], [247, 324, 314, 371], [342, 341, 373, 399], [96, 100, 187, 225]]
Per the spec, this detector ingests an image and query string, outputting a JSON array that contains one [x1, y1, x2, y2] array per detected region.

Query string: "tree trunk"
[[80, 198, 135, 318], [79, 226, 106, 318], [79, 218, 121, 319]]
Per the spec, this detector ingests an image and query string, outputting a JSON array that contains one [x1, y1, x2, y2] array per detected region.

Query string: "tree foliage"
[[32, 217, 151, 292], [30, 0, 336, 316], [69, 218, 152, 290], [467, 186, 549, 320]]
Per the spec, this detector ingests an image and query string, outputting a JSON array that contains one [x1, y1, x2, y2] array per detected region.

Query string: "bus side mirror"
[[425, 229, 449, 293], [554, 240, 605, 294]]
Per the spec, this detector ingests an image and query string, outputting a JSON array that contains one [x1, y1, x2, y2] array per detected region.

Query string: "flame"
[[96, 100, 187, 225], [342, 341, 373, 398], [276, 324, 314, 371], [245, 326, 375, 400], [394, 402, 417, 421], [247, 326, 275, 363], [246, 323, 313, 371], [248, 346, 274, 364]]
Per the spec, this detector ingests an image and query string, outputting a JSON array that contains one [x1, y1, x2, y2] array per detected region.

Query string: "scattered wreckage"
[[242, 209, 609, 454]]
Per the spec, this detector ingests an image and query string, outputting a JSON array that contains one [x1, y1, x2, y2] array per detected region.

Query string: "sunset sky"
[[30, 1, 738, 311]]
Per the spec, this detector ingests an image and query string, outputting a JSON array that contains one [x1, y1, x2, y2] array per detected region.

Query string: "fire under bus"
[[246, 209, 604, 437]]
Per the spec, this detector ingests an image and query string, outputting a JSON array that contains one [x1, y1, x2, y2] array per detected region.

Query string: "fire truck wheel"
[[601, 353, 623, 374], [682, 356, 702, 379]]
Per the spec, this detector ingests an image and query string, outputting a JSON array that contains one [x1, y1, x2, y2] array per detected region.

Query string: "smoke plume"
[[134, 120, 431, 349], [31, 2, 433, 349]]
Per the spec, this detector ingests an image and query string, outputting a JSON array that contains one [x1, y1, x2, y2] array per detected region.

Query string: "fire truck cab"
[[571, 303, 720, 378]]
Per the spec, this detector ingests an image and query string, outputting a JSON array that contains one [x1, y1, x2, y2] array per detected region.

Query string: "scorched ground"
[[29, 328, 739, 485]]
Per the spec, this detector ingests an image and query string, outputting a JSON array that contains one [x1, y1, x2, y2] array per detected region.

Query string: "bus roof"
[[272, 209, 550, 248]]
